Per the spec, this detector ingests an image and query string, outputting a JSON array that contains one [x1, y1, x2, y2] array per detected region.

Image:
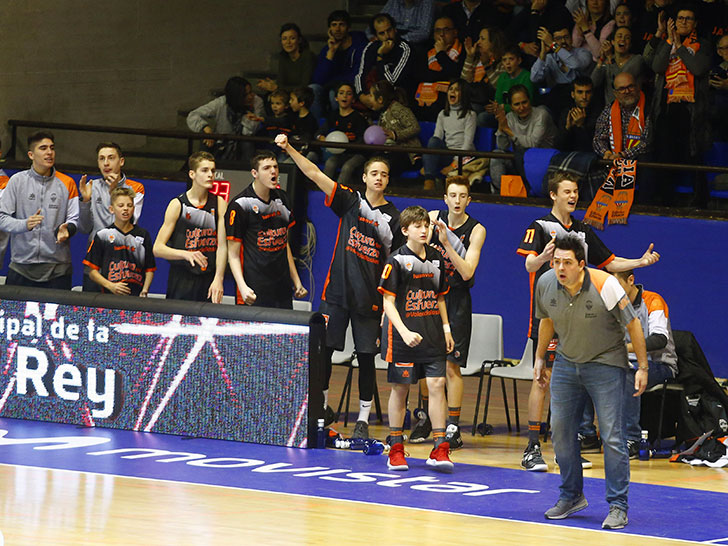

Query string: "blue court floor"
[[0, 418, 726, 543]]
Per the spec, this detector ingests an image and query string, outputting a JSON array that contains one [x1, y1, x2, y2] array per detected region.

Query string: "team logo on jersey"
[[454, 350, 461, 358], [252, 205, 259, 214], [405, 261, 413, 271], [29, 193, 36, 200], [185, 212, 191, 220], [550, 229, 557, 237], [433, 260, 440, 268], [550, 298, 557, 307], [108, 234, 115, 243], [585, 300, 593, 310]]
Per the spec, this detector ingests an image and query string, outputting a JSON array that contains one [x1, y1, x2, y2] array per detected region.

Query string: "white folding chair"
[[466, 314, 504, 433], [477, 338, 534, 435]]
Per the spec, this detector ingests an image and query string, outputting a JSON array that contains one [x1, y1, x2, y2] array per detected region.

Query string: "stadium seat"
[[474, 127, 494, 151], [523, 148, 559, 197]]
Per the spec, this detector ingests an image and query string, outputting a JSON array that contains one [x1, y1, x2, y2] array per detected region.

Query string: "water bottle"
[[316, 418, 326, 449], [348, 437, 370, 450], [363, 441, 385, 456], [639, 430, 650, 461]]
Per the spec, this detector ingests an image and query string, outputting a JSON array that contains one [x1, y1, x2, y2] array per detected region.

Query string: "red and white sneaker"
[[387, 443, 409, 471], [427, 441, 454, 473]]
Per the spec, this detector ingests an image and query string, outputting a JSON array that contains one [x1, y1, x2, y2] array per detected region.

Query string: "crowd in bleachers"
[[186, 1, 728, 206]]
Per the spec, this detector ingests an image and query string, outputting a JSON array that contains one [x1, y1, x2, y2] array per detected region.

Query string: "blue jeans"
[[422, 136, 452, 179], [550, 355, 629, 511], [623, 361, 675, 442]]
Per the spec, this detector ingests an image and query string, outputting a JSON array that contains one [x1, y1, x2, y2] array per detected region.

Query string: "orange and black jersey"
[[322, 183, 403, 317], [516, 212, 615, 338], [316, 110, 369, 142], [429, 209, 482, 291], [378, 245, 449, 363], [225, 185, 295, 301], [83, 224, 155, 296], [168, 192, 220, 276]]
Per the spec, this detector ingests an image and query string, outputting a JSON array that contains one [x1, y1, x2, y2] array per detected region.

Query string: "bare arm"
[[533, 317, 555, 387], [153, 199, 207, 268], [627, 317, 649, 396], [287, 242, 308, 299], [605, 243, 660, 272], [141, 271, 154, 298], [525, 236, 556, 272], [207, 196, 228, 304], [437, 294, 455, 353], [227, 239, 256, 305], [275, 134, 336, 198], [89, 269, 131, 296], [383, 293, 422, 347], [434, 220, 486, 281]]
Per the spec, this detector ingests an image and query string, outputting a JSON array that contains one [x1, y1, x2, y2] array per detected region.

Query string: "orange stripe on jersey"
[[321, 218, 343, 301], [516, 248, 537, 257], [55, 171, 79, 199], [324, 183, 339, 207], [82, 260, 100, 270], [587, 268, 611, 292], [595, 253, 615, 270], [386, 321, 394, 363], [226, 236, 243, 242], [378, 287, 396, 297], [643, 290, 669, 318], [127, 178, 145, 195]]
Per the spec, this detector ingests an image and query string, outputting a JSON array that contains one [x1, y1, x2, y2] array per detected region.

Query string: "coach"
[[534, 236, 648, 530]]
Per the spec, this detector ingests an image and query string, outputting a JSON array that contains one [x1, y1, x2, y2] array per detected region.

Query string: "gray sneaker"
[[602, 506, 628, 529], [544, 495, 588, 520], [352, 420, 369, 439]]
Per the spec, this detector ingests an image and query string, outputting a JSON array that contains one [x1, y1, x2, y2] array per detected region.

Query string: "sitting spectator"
[[461, 27, 508, 117], [486, 45, 535, 126], [288, 87, 320, 151], [356, 13, 415, 110], [422, 79, 477, 190], [381, 0, 436, 46], [369, 80, 422, 176], [572, 0, 616, 61], [709, 35, 728, 140], [186, 76, 265, 161], [312, 10, 368, 119], [316, 83, 369, 186], [531, 24, 593, 114], [257, 23, 317, 97], [415, 16, 466, 121], [650, 5, 711, 205], [592, 26, 648, 104], [258, 89, 293, 157], [490, 84, 558, 191], [439, 0, 505, 42], [556, 76, 601, 151]]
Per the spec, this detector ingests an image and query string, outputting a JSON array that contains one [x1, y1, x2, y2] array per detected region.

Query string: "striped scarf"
[[665, 31, 700, 103]]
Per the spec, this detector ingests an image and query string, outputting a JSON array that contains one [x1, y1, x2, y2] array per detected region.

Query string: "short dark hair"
[[188, 151, 215, 171], [328, 9, 351, 27], [335, 81, 355, 95], [251, 150, 277, 171], [572, 76, 593, 90], [400, 205, 429, 231], [614, 269, 634, 282], [225, 76, 252, 114], [364, 156, 390, 174], [96, 141, 123, 156], [270, 89, 290, 104], [503, 45, 523, 59], [291, 86, 314, 108], [370, 12, 396, 35], [28, 131, 54, 150], [554, 235, 585, 263], [547, 170, 579, 197], [508, 84, 530, 104]]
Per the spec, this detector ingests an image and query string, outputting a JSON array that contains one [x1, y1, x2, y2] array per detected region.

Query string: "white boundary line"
[[0, 462, 705, 545]]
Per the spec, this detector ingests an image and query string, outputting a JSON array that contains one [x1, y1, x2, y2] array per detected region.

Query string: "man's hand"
[[202, 126, 215, 148], [275, 133, 290, 151], [657, 10, 667, 36], [378, 39, 395, 56], [434, 219, 451, 247], [56, 223, 70, 243], [401, 329, 423, 347], [108, 282, 131, 296], [445, 331, 455, 353], [140, 288, 149, 298], [207, 278, 224, 304], [710, 75, 728, 90], [667, 18, 678, 45], [293, 283, 309, 299], [326, 29, 342, 59], [537, 27, 554, 49], [634, 368, 648, 396], [78, 174, 92, 202], [639, 243, 660, 267], [521, 41, 539, 56], [603, 150, 619, 160], [534, 357, 548, 388], [570, 107, 587, 128], [27, 208, 43, 231], [185, 250, 208, 269], [485, 100, 499, 114], [257, 77, 278, 93], [433, 35, 447, 53]]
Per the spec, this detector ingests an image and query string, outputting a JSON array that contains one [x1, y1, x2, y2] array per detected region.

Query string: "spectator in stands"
[[288, 87, 320, 159], [186, 76, 265, 161], [650, 5, 711, 205], [490, 84, 558, 191], [614, 2, 633, 29], [312, 10, 368, 119], [0, 131, 78, 289], [709, 35, 728, 140], [316, 83, 369, 186], [592, 26, 648, 104], [78, 142, 145, 292], [440, 0, 506, 42], [572, 0, 616, 61], [640, 0, 676, 63], [257, 23, 316, 96], [355, 13, 415, 110], [461, 27, 508, 120], [381, 0, 436, 46], [556, 76, 601, 151], [488, 45, 535, 125], [522, 0, 574, 57], [258, 89, 293, 157], [422, 79, 477, 190], [566, 0, 621, 16], [613, 270, 678, 459], [0, 138, 10, 267], [369, 80, 422, 176]]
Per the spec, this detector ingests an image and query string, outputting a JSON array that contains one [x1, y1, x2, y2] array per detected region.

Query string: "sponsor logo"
[[405, 261, 413, 271], [585, 300, 593, 310]]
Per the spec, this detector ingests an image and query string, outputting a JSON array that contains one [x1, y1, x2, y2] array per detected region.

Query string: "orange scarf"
[[665, 31, 700, 103], [428, 40, 462, 71], [610, 92, 646, 153], [584, 159, 638, 229]]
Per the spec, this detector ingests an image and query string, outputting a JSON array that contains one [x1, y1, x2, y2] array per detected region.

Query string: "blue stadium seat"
[[523, 148, 559, 197], [419, 121, 436, 145], [474, 127, 494, 151]]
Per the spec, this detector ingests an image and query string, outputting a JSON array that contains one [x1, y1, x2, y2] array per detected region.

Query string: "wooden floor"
[[1, 367, 725, 545]]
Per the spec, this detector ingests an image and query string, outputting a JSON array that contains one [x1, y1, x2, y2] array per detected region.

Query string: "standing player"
[[516, 171, 659, 472], [276, 133, 402, 439], [153, 151, 226, 303], [0, 139, 9, 266], [78, 142, 145, 291], [83, 187, 155, 296], [226, 150, 307, 309], [379, 206, 455, 472], [411, 175, 485, 449]]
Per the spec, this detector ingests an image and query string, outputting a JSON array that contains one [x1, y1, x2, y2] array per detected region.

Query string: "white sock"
[[358, 399, 372, 423], [323, 389, 329, 409]]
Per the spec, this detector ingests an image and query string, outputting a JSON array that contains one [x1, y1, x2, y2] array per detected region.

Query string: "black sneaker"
[[579, 433, 602, 453], [445, 424, 463, 450], [409, 409, 432, 443], [627, 440, 639, 459], [324, 405, 337, 427], [352, 420, 369, 439], [522, 443, 548, 472]]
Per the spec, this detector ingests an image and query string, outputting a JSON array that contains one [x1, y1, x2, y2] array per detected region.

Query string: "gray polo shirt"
[[535, 267, 637, 368]]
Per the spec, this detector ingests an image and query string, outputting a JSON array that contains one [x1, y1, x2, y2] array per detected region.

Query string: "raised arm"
[[434, 219, 486, 281], [275, 134, 336, 198], [605, 243, 660, 272]]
